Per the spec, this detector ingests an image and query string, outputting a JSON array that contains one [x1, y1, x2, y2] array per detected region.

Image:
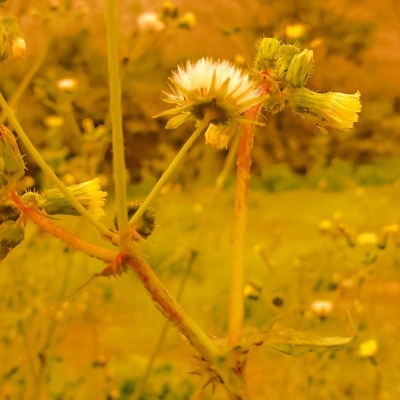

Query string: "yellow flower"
[[358, 339, 378, 358], [37, 178, 107, 219], [356, 232, 378, 246], [155, 58, 265, 148], [289, 88, 361, 133]]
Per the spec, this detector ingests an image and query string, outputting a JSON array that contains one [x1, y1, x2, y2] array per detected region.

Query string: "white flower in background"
[[137, 12, 165, 32], [155, 58, 265, 148], [311, 300, 333, 319], [57, 78, 78, 92]]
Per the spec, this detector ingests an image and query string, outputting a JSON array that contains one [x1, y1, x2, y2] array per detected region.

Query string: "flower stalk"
[[105, 0, 130, 250]]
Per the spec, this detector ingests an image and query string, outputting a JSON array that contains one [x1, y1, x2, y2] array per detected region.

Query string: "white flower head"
[[137, 12, 165, 33], [155, 58, 265, 149]]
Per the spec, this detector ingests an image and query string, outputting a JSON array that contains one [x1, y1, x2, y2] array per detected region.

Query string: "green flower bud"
[[285, 49, 314, 88], [254, 38, 280, 71], [37, 178, 107, 219], [0, 220, 24, 261], [114, 202, 156, 239], [0, 125, 25, 190], [288, 87, 362, 132], [275, 44, 301, 79], [0, 16, 26, 62]]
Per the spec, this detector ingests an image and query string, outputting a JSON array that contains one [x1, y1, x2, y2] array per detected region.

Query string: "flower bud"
[[0, 220, 25, 262], [0, 125, 25, 191], [114, 202, 156, 239], [285, 49, 314, 88], [0, 17, 26, 62], [254, 38, 280, 71], [288, 87, 361, 132], [38, 178, 107, 219], [275, 44, 300, 79]]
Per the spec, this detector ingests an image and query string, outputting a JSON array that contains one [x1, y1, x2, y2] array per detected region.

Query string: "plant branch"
[[129, 119, 209, 226], [105, 0, 130, 250], [0, 93, 113, 239]]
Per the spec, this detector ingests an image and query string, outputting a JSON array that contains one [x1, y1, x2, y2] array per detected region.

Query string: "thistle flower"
[[155, 58, 265, 149], [288, 87, 361, 133], [36, 178, 107, 219]]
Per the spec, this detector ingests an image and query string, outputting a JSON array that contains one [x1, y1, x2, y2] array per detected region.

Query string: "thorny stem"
[[129, 119, 210, 226], [0, 93, 113, 239], [105, 0, 130, 250], [11, 189, 117, 262]]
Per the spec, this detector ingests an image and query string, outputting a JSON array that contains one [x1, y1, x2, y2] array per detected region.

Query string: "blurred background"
[[1, 1, 400, 400]]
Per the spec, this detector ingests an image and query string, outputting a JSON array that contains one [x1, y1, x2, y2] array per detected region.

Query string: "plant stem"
[[130, 250, 198, 400], [105, 0, 130, 250], [228, 106, 260, 347], [126, 245, 219, 366], [129, 119, 209, 226], [0, 93, 113, 239], [0, 45, 48, 124], [11, 190, 117, 262]]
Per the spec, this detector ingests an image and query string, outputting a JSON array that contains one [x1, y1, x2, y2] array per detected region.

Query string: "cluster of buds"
[[0, 16, 26, 62], [254, 38, 361, 133]]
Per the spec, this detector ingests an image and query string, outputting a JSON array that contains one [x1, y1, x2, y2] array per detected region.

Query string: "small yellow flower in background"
[[288, 88, 361, 133], [177, 12, 196, 30], [356, 232, 378, 246], [155, 58, 265, 148], [383, 224, 399, 234], [286, 23, 307, 39], [137, 11, 165, 32], [358, 339, 378, 358], [44, 115, 65, 128], [318, 219, 332, 232]]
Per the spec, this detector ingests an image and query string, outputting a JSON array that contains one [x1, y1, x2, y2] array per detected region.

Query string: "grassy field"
[[1, 171, 400, 399]]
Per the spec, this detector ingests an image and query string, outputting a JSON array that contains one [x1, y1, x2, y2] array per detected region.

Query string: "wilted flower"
[[155, 58, 265, 148], [137, 12, 165, 32], [358, 339, 378, 358], [0, 17, 26, 62], [36, 178, 107, 219], [289, 87, 361, 133]]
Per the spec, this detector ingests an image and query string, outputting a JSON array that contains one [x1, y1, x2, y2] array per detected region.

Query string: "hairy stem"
[[228, 105, 262, 347], [105, 0, 130, 249], [125, 245, 219, 366], [11, 190, 117, 262]]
